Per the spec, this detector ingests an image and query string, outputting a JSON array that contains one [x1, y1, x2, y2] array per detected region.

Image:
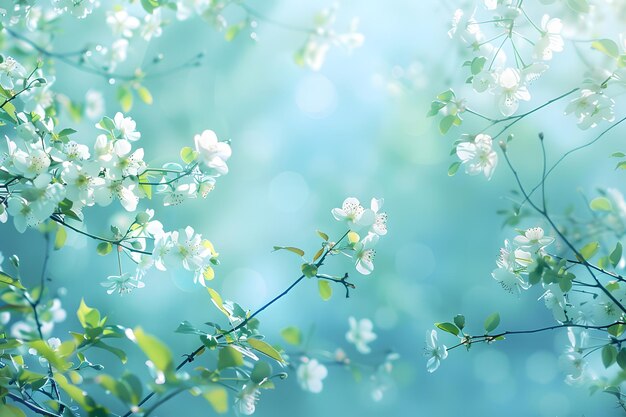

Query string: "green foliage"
[[435, 322, 460, 336], [318, 280, 332, 300], [483, 313, 500, 333], [280, 326, 302, 346]]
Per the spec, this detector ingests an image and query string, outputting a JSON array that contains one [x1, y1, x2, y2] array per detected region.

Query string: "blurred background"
[[2, 0, 625, 415]]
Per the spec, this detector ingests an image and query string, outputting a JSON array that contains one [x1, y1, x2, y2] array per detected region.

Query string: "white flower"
[[193, 130, 231, 175], [491, 240, 532, 294], [0, 57, 26, 90], [494, 68, 530, 116], [559, 328, 588, 385], [331, 197, 375, 230], [354, 232, 379, 275], [159, 181, 198, 206], [425, 329, 448, 373], [175, 0, 211, 21], [346, 317, 377, 354], [533, 15, 563, 61], [142, 9, 163, 41], [13, 147, 50, 179], [456, 134, 497, 180], [448, 9, 482, 45], [7, 197, 40, 233], [101, 273, 145, 295], [93, 178, 140, 212], [85, 90, 105, 120], [106, 10, 140, 38], [235, 385, 259, 415], [113, 112, 141, 142], [539, 284, 568, 323], [53, 0, 97, 18], [369, 198, 388, 236], [565, 87, 615, 130], [297, 358, 328, 393], [513, 227, 554, 251], [472, 70, 496, 93]]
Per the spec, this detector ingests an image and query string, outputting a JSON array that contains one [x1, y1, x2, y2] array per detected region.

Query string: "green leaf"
[[117, 85, 133, 112], [0, 271, 25, 289], [608, 323, 626, 338], [207, 287, 230, 317], [453, 314, 465, 330], [141, 0, 160, 13], [273, 246, 305, 257], [301, 263, 318, 278], [58, 128, 77, 137], [0, 405, 27, 417], [180, 146, 197, 164], [77, 299, 101, 328], [439, 115, 455, 134], [578, 241, 600, 261], [617, 349, 626, 370], [54, 225, 67, 250], [436, 89, 455, 102], [175, 320, 205, 335], [217, 345, 244, 369], [93, 340, 127, 363], [98, 116, 116, 131], [29, 340, 70, 371], [612, 152, 626, 158], [247, 338, 284, 363], [592, 39, 619, 58], [448, 161, 461, 176], [251, 361, 272, 383], [470, 56, 486, 75], [602, 344, 618, 368], [436, 322, 459, 336], [225, 24, 242, 41], [317, 230, 329, 241], [201, 334, 218, 349], [318, 280, 332, 301], [97, 242, 113, 256], [136, 86, 153, 105], [280, 326, 301, 346], [133, 327, 173, 373], [610, 242, 622, 268], [203, 387, 228, 414], [484, 312, 500, 333], [590, 197, 612, 211]]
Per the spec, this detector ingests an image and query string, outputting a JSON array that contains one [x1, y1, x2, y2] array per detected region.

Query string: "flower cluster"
[[0, 57, 230, 294], [295, 4, 364, 71], [491, 227, 554, 295], [331, 197, 388, 275]]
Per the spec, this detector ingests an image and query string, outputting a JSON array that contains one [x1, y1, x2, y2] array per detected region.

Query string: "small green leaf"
[[117, 85, 133, 112], [54, 226, 67, 250], [435, 322, 459, 336], [301, 263, 318, 278], [97, 242, 113, 256], [225, 24, 242, 41], [592, 39, 619, 58], [318, 280, 332, 301], [0, 271, 25, 289], [175, 321, 205, 335], [610, 242, 622, 267], [448, 161, 461, 176], [578, 241, 600, 261], [590, 197, 612, 211], [617, 349, 626, 369], [602, 344, 618, 368], [273, 246, 305, 257], [484, 312, 500, 333], [180, 146, 197, 164], [280, 326, 301, 346], [136, 86, 153, 105], [439, 115, 455, 134], [134, 327, 173, 373], [316, 230, 329, 241], [207, 288, 230, 317], [217, 345, 244, 369], [203, 387, 228, 414], [77, 299, 101, 329], [251, 361, 272, 383], [247, 338, 284, 363], [453, 314, 465, 330]]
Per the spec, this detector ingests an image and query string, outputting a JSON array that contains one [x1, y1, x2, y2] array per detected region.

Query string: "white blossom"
[[346, 316, 377, 354]]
